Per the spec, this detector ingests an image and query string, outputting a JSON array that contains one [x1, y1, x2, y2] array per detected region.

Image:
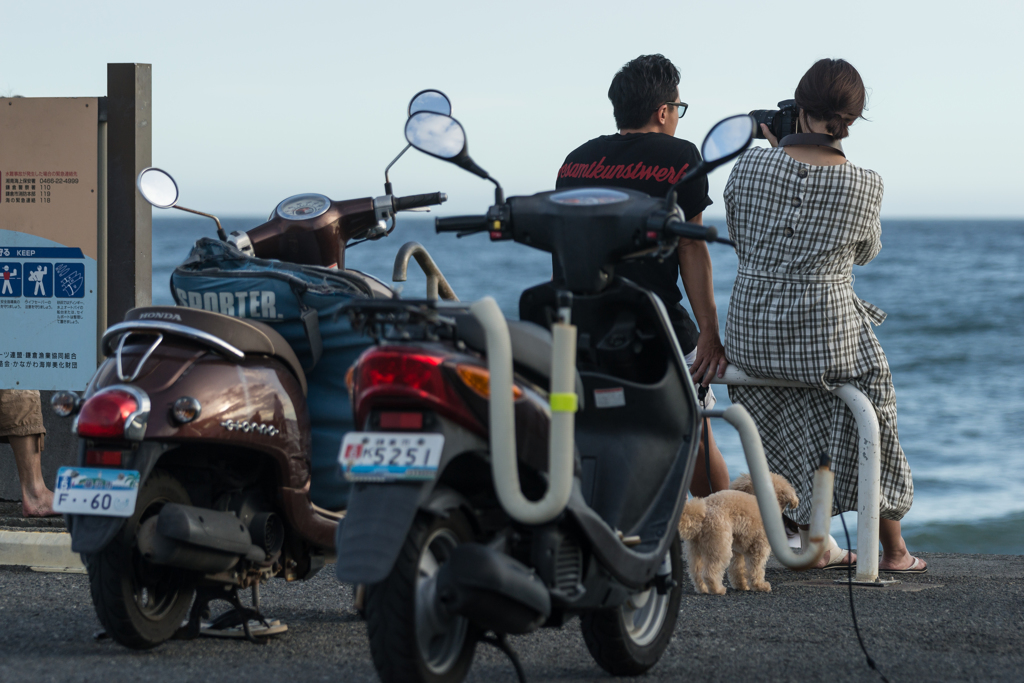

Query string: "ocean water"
[[153, 215, 1024, 555]]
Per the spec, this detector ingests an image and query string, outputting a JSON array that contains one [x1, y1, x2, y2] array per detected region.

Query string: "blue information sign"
[[0, 231, 96, 389]]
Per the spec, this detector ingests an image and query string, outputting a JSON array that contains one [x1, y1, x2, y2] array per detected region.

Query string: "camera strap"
[[778, 133, 845, 157]]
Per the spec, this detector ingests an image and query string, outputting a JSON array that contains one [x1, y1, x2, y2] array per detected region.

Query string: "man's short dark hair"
[[608, 54, 681, 130]]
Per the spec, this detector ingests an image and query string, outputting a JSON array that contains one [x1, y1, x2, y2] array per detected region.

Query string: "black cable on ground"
[[838, 513, 890, 683], [479, 632, 526, 683]]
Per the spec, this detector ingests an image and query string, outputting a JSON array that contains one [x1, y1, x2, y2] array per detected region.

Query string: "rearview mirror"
[[701, 115, 756, 167], [383, 91, 456, 195], [408, 89, 452, 117], [405, 112, 466, 160], [136, 167, 179, 208], [405, 112, 496, 194]]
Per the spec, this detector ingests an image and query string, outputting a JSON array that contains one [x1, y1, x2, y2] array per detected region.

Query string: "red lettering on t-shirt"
[[637, 165, 659, 181], [670, 164, 690, 184], [558, 158, 692, 184]]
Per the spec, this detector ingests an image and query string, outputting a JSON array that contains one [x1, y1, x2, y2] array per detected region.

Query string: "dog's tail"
[[730, 472, 754, 495], [677, 498, 707, 540]]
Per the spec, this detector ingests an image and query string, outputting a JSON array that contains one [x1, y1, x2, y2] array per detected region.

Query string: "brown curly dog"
[[677, 473, 798, 595]]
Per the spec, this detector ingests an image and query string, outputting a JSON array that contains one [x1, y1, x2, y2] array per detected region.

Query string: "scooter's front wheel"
[[581, 532, 683, 676], [85, 470, 197, 649], [366, 510, 477, 683]]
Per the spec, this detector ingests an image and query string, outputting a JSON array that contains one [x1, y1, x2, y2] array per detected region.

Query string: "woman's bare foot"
[[814, 547, 856, 569], [879, 552, 927, 572], [22, 488, 56, 517]]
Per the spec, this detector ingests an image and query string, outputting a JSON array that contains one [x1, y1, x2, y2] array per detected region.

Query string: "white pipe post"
[[711, 366, 881, 581], [719, 405, 832, 569], [469, 297, 574, 525], [833, 384, 881, 583]]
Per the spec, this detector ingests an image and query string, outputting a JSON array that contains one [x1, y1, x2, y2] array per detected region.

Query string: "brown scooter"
[[50, 91, 455, 649]]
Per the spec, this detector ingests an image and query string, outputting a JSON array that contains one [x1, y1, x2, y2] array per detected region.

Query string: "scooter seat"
[[122, 306, 308, 395], [453, 315, 584, 407]]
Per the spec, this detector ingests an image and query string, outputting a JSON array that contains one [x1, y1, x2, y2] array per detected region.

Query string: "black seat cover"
[[123, 306, 307, 395]]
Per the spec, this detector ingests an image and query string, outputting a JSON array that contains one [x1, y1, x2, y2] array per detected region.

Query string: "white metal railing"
[[710, 366, 881, 582]]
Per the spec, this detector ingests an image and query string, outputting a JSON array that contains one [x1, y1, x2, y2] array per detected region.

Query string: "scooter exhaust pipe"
[[136, 504, 270, 574], [435, 544, 551, 635], [138, 516, 243, 573]]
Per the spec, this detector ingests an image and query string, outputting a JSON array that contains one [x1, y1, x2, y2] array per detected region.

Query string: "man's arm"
[[678, 212, 727, 386]]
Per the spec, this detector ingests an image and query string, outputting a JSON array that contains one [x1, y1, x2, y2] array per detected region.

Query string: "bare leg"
[[878, 518, 926, 571], [689, 424, 730, 498], [10, 434, 54, 516]]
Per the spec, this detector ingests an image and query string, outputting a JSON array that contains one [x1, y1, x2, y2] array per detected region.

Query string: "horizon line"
[[152, 214, 1024, 223]]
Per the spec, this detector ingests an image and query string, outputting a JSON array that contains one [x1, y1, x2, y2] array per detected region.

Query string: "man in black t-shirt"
[[556, 54, 729, 496]]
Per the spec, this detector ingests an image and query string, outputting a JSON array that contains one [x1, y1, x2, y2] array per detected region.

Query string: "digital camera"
[[750, 99, 799, 140]]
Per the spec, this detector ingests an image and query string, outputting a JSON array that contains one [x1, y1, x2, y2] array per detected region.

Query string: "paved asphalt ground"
[[1, 552, 1021, 683]]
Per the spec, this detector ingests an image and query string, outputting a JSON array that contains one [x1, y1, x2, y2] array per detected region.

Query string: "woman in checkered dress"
[[723, 59, 926, 573]]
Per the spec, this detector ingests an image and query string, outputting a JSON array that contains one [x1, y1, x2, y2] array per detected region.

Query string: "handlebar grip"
[[436, 215, 489, 233], [393, 192, 448, 211], [665, 218, 718, 242]]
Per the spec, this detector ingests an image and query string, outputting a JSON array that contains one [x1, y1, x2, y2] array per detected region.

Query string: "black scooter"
[[334, 112, 834, 682]]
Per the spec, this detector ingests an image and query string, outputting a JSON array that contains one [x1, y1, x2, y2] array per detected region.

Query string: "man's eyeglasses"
[[664, 101, 688, 118]]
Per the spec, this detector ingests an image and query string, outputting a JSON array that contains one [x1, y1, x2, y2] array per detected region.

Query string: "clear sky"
[[3, 0, 1022, 218]]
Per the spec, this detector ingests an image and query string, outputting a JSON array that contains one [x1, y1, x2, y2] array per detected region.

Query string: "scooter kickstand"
[[225, 585, 271, 644], [479, 631, 527, 683]]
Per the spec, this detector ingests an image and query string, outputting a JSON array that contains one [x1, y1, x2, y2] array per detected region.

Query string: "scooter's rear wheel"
[[366, 510, 477, 683], [580, 533, 683, 676], [86, 470, 196, 649]]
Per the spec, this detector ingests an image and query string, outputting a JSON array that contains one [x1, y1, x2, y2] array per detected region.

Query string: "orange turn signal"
[[455, 364, 523, 401]]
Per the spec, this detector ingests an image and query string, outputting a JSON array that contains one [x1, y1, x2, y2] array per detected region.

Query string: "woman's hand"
[[690, 328, 729, 388], [761, 123, 779, 148]]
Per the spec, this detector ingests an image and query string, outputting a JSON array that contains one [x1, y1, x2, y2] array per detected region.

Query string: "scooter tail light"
[[75, 387, 150, 440], [354, 348, 481, 432], [85, 450, 123, 466], [359, 351, 444, 390], [378, 411, 424, 430]]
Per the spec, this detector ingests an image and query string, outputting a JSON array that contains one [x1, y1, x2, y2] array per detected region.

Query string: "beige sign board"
[[0, 98, 98, 258], [0, 97, 99, 389]]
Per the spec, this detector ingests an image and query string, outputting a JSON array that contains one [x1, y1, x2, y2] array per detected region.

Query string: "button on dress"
[[723, 146, 912, 523]]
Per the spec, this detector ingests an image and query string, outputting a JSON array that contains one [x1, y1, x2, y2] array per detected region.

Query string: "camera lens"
[[749, 109, 778, 139]]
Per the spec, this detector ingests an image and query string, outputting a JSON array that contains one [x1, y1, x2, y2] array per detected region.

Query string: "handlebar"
[[665, 218, 718, 241], [393, 192, 447, 212], [664, 218, 736, 247], [436, 215, 489, 233]]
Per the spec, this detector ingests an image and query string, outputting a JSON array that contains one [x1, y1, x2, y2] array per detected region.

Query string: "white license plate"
[[53, 466, 140, 517], [339, 432, 445, 482]]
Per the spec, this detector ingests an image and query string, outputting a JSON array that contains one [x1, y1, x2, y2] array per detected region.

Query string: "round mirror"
[[408, 89, 452, 117], [136, 167, 179, 208], [702, 115, 756, 164], [405, 112, 466, 160]]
